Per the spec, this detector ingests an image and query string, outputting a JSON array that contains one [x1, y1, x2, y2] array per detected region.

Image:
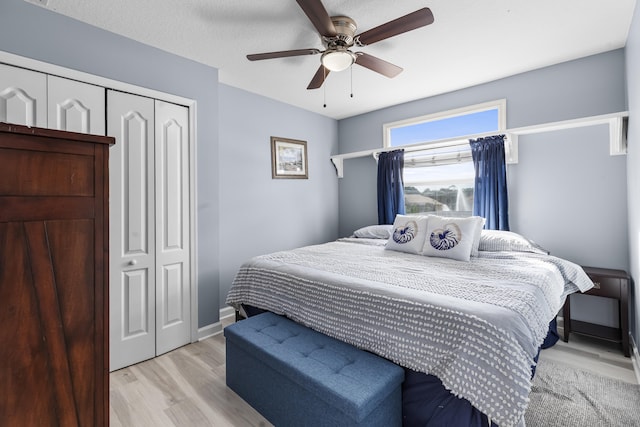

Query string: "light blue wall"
[[0, 0, 220, 327], [338, 50, 629, 328], [625, 2, 640, 351], [218, 84, 339, 304], [509, 125, 627, 271], [339, 50, 627, 237]]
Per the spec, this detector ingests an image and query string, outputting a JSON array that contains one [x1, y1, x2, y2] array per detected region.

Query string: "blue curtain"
[[470, 135, 509, 230], [377, 149, 405, 225]]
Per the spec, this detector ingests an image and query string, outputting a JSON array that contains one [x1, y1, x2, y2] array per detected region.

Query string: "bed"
[[225, 217, 593, 427]]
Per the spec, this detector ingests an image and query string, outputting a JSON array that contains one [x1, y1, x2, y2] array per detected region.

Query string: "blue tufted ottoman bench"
[[224, 312, 404, 427]]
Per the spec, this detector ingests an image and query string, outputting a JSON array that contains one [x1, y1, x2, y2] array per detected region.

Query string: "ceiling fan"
[[246, 0, 434, 89]]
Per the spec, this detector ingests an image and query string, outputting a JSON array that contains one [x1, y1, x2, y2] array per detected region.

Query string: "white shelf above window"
[[330, 111, 629, 178]]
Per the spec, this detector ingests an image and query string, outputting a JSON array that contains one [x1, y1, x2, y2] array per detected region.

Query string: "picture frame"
[[271, 136, 308, 179]]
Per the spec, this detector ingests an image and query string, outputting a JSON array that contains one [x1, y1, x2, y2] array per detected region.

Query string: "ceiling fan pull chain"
[[323, 66, 327, 108], [350, 66, 354, 98]]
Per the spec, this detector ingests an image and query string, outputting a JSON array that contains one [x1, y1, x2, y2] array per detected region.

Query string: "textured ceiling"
[[30, 0, 637, 119]]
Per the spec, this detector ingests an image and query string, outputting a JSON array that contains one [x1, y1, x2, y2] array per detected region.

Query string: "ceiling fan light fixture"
[[321, 50, 356, 72], [246, 2, 435, 89]]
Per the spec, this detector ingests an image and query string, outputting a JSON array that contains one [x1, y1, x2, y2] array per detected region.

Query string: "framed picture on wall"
[[271, 136, 308, 179]]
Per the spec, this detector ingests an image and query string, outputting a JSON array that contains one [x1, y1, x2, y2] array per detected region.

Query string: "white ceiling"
[[31, 0, 637, 119]]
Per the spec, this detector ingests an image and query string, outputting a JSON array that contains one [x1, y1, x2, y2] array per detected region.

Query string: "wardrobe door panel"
[[48, 75, 106, 136], [0, 63, 46, 127], [0, 222, 58, 426], [41, 219, 97, 427]]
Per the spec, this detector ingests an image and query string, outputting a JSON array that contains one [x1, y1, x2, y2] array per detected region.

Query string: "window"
[[383, 100, 505, 216]]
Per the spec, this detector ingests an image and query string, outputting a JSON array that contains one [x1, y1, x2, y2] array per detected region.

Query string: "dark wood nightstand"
[[562, 266, 630, 357]]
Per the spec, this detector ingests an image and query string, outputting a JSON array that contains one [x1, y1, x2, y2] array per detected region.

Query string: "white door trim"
[[0, 49, 199, 343]]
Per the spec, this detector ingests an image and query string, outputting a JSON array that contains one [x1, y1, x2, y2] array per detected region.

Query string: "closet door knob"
[[128, 259, 137, 266]]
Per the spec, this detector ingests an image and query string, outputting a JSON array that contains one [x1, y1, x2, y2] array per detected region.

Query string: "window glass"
[[384, 100, 505, 216], [390, 109, 499, 146], [404, 151, 475, 216]]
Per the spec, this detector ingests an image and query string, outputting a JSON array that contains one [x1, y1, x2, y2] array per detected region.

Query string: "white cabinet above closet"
[[0, 63, 105, 135], [48, 75, 105, 135], [0, 63, 46, 127]]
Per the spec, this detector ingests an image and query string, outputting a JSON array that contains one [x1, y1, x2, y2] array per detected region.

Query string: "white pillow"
[[478, 230, 548, 254], [421, 216, 484, 262], [470, 216, 486, 257], [385, 215, 429, 255], [352, 224, 393, 239]]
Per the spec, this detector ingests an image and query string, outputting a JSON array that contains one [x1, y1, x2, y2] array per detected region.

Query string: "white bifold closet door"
[[108, 90, 191, 371]]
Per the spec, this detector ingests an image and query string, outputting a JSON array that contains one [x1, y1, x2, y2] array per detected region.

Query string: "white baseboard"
[[196, 307, 237, 341], [220, 305, 235, 319], [631, 335, 640, 385], [197, 322, 222, 341]]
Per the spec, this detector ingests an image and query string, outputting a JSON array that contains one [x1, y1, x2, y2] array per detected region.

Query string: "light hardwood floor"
[[109, 317, 272, 427], [109, 316, 638, 427], [542, 324, 638, 384]]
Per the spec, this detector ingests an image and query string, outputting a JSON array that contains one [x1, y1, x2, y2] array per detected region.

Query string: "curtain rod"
[[330, 111, 628, 178]]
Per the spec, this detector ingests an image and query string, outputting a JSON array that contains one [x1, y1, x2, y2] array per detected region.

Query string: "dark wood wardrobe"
[[0, 123, 113, 426]]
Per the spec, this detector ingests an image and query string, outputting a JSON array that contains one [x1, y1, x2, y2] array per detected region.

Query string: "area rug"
[[525, 359, 640, 426]]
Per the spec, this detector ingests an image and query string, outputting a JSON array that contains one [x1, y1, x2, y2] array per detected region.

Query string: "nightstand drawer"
[[584, 275, 621, 299]]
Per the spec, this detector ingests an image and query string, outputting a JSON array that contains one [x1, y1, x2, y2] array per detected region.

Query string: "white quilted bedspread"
[[226, 239, 592, 427]]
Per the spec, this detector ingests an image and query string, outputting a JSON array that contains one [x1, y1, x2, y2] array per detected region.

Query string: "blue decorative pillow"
[[385, 215, 429, 255], [421, 216, 483, 261]]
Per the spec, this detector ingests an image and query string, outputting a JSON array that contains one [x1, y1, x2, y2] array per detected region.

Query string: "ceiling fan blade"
[[296, 0, 337, 37], [307, 65, 330, 89], [355, 53, 403, 78], [247, 48, 321, 61], [355, 8, 434, 46]]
